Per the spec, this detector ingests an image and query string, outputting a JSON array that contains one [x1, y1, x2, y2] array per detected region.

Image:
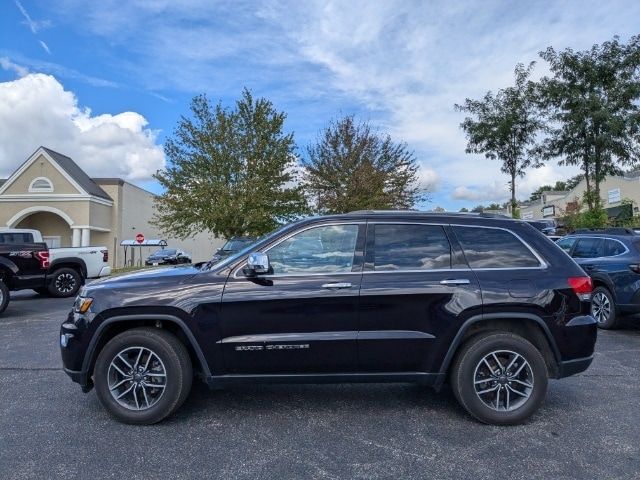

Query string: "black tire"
[[94, 327, 193, 425], [450, 332, 548, 425], [47, 268, 81, 298], [33, 287, 50, 296], [591, 286, 617, 329], [0, 281, 9, 315]]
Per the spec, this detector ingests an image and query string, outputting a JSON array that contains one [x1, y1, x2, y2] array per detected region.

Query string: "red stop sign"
[[135, 233, 144, 244]]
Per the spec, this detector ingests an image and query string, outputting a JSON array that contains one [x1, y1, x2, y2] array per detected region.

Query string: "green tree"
[[303, 116, 426, 213], [456, 63, 544, 216], [538, 35, 640, 210], [471, 205, 485, 213], [565, 174, 584, 191], [529, 180, 568, 201], [153, 89, 308, 239], [459, 207, 469, 212]]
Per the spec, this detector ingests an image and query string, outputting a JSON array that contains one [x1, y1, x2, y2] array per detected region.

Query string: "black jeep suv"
[[60, 212, 597, 425]]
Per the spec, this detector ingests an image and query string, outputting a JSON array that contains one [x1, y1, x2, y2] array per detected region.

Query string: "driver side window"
[[267, 224, 359, 274]]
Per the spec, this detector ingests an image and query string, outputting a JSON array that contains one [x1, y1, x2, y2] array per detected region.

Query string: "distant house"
[[519, 173, 640, 222], [0, 146, 222, 266]]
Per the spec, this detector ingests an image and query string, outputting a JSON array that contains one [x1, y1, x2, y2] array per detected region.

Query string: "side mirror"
[[244, 252, 270, 276]]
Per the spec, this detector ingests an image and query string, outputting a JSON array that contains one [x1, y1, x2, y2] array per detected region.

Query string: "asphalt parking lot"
[[1, 291, 639, 480]]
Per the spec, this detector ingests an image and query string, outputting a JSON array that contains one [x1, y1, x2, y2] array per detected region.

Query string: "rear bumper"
[[97, 266, 111, 278], [557, 355, 593, 378]]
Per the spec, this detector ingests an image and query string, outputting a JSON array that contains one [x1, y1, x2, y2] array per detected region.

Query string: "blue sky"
[[1, 0, 638, 209]]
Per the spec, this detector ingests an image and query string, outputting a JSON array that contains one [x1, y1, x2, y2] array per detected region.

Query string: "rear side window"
[[452, 226, 541, 268], [373, 224, 451, 271], [603, 239, 626, 256], [556, 237, 576, 253], [573, 238, 604, 259], [0, 232, 34, 244]]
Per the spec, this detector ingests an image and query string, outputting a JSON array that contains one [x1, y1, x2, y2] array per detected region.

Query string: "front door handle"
[[321, 282, 352, 289], [440, 279, 470, 285]]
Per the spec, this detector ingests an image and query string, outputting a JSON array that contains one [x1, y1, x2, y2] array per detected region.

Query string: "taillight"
[[101, 249, 108, 263], [35, 251, 50, 269], [629, 264, 640, 274], [568, 276, 593, 301]]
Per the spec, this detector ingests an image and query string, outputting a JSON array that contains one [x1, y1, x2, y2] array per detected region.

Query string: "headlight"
[[74, 296, 93, 314]]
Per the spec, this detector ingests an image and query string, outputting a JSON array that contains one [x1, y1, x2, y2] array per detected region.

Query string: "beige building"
[[0, 147, 222, 267], [520, 172, 640, 222]]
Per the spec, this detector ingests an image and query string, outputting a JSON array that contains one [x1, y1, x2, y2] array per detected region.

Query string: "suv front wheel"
[[94, 328, 193, 424], [450, 332, 548, 425]]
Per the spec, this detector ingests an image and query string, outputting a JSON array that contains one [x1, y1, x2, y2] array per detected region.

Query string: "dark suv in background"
[[60, 212, 596, 425], [556, 228, 640, 329]]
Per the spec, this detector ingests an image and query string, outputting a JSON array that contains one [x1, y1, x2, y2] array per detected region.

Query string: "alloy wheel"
[[55, 273, 76, 294], [473, 350, 534, 412], [591, 292, 611, 324], [108, 347, 167, 411]]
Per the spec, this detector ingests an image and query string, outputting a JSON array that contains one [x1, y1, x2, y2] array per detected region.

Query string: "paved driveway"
[[1, 291, 639, 479]]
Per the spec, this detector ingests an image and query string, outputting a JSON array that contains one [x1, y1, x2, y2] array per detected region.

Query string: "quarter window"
[[267, 224, 359, 274], [556, 237, 576, 253], [572, 238, 604, 259], [453, 226, 541, 268], [373, 224, 451, 271], [604, 239, 626, 257]]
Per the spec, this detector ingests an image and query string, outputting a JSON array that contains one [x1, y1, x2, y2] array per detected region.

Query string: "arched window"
[[28, 177, 54, 193]]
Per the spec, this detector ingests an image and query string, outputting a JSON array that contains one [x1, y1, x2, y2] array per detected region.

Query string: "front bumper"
[[63, 367, 93, 391], [60, 312, 94, 391]]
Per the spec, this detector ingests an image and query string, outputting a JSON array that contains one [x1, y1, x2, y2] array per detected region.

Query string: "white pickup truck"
[[0, 228, 111, 297]]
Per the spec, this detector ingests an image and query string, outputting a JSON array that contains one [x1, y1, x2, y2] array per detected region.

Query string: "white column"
[[72, 228, 81, 247], [81, 228, 91, 247]]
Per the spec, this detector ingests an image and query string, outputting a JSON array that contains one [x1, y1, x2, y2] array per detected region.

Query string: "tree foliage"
[[456, 63, 544, 214], [153, 89, 308, 239], [537, 35, 640, 210], [529, 180, 568, 201], [303, 116, 426, 213]]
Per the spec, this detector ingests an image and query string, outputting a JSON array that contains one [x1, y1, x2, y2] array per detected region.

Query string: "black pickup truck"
[[0, 243, 49, 314]]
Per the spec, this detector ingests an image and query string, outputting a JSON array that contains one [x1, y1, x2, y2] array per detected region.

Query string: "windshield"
[[203, 223, 293, 271], [222, 238, 254, 251], [152, 248, 176, 255]]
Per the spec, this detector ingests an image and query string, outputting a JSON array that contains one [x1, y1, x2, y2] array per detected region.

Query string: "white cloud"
[[0, 73, 165, 181], [35, 0, 640, 206], [417, 166, 440, 191], [452, 182, 505, 202], [0, 57, 29, 77], [14, 0, 51, 34], [38, 40, 51, 55]]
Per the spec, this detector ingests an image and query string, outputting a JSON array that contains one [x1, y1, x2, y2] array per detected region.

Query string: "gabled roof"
[[40, 147, 112, 200]]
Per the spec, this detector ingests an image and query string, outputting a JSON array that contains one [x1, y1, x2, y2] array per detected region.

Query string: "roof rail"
[[572, 227, 637, 235], [346, 210, 512, 219]]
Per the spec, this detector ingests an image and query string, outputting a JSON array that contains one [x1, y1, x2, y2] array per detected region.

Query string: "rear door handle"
[[321, 282, 352, 289], [584, 265, 596, 271], [440, 279, 470, 285]]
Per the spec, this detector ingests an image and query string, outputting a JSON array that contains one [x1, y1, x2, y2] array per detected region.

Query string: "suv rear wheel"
[[591, 286, 617, 329], [94, 328, 193, 424], [450, 332, 548, 425]]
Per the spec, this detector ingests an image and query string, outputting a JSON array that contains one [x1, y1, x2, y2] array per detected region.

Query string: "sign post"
[[135, 233, 145, 244]]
